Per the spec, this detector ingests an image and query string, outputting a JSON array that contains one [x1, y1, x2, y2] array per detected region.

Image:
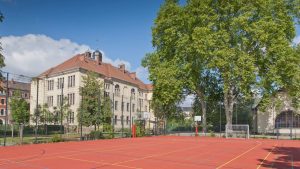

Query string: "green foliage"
[[0, 11, 4, 68], [51, 134, 63, 143], [77, 72, 112, 129], [39, 104, 55, 124], [145, 0, 300, 128], [89, 130, 104, 139], [10, 90, 30, 125]]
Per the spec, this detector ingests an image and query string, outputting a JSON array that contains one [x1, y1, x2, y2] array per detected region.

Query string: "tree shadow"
[[257, 146, 300, 168]]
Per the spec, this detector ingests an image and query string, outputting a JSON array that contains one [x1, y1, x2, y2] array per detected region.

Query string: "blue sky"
[[0, 0, 165, 83], [0, 0, 300, 86]]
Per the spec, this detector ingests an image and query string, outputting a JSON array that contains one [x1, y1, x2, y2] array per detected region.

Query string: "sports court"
[[0, 136, 299, 169]]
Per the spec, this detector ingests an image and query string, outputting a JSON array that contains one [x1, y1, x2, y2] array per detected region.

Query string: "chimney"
[[84, 51, 92, 58], [119, 64, 125, 72], [93, 50, 102, 65], [130, 72, 136, 79]]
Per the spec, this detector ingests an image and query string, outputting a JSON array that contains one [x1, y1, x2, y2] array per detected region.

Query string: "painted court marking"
[[256, 143, 278, 169], [216, 141, 262, 169]]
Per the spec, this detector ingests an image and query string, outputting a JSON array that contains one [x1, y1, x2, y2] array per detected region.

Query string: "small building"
[[253, 90, 300, 135], [0, 80, 30, 125]]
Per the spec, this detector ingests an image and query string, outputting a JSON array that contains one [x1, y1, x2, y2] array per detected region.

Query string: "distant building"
[[253, 90, 300, 134], [181, 107, 193, 119], [0, 80, 30, 125], [30, 51, 154, 130]]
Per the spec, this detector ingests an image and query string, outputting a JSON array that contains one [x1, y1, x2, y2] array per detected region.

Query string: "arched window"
[[115, 84, 120, 96], [131, 88, 135, 99], [275, 111, 300, 128]]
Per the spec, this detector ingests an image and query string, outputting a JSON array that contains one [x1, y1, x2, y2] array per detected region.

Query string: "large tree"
[[144, 0, 300, 130], [78, 72, 112, 130], [0, 12, 4, 68]]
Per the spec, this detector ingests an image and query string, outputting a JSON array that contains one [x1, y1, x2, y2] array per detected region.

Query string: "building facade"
[[30, 51, 154, 130], [253, 90, 300, 134], [0, 80, 30, 125]]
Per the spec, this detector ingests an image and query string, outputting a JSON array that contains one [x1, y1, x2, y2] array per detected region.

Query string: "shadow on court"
[[257, 146, 300, 169]]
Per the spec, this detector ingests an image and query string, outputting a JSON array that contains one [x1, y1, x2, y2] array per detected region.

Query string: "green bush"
[[89, 130, 104, 140], [51, 134, 63, 143]]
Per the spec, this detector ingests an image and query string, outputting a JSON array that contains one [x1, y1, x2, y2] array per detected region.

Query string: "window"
[[1, 99, 5, 105], [24, 93, 28, 98], [126, 116, 129, 125], [68, 93, 75, 105], [127, 103, 129, 112], [139, 99, 143, 108], [275, 111, 300, 128], [145, 106, 148, 112], [114, 115, 117, 124], [145, 94, 148, 99], [131, 88, 135, 99], [104, 92, 110, 97], [114, 101, 118, 110], [47, 80, 54, 91], [105, 83, 110, 90], [69, 112, 75, 124], [115, 85, 120, 96], [57, 77, 64, 89], [0, 109, 4, 116], [68, 75, 75, 88], [47, 96, 53, 107], [132, 104, 135, 112], [57, 95, 63, 106]]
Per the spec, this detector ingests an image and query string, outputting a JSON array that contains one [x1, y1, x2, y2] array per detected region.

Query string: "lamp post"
[[219, 102, 223, 137], [35, 77, 40, 143], [235, 100, 238, 125], [121, 86, 127, 138], [80, 87, 83, 140]]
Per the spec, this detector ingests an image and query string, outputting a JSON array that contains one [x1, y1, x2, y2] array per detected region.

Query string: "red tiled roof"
[[39, 54, 153, 91]]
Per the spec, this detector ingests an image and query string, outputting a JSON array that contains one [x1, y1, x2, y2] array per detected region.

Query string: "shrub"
[[89, 130, 104, 140], [209, 130, 215, 137], [51, 134, 63, 143]]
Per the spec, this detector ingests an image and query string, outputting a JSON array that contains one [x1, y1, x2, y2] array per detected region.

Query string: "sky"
[[0, 0, 166, 83], [1, 0, 300, 107]]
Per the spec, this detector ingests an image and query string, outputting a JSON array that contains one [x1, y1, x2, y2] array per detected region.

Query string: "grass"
[[0, 133, 81, 145]]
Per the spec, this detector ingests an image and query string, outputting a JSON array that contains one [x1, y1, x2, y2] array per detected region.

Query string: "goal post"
[[225, 124, 249, 139]]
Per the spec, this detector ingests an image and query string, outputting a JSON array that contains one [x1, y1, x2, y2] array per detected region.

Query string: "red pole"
[[195, 124, 198, 137]]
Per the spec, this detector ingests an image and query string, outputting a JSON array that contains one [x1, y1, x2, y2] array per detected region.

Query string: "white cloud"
[[293, 36, 300, 45], [1, 34, 133, 78]]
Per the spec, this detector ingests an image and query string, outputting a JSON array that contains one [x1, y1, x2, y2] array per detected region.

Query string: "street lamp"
[[219, 101, 223, 137], [121, 86, 127, 137]]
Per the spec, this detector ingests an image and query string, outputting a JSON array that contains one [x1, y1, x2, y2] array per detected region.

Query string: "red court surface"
[[0, 136, 299, 169]]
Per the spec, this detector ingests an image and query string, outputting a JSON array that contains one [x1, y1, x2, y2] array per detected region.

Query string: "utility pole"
[[3, 72, 8, 146], [60, 79, 64, 136], [235, 101, 238, 125], [129, 95, 132, 136], [121, 95, 124, 137], [35, 78, 39, 143], [80, 87, 83, 140], [219, 102, 222, 137]]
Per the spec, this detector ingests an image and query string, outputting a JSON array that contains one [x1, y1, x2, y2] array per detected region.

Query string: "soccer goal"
[[225, 124, 250, 139]]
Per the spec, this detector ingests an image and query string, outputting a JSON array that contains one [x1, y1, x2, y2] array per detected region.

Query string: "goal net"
[[225, 124, 249, 139]]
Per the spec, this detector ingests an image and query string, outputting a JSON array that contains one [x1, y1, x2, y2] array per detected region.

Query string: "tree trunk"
[[224, 87, 235, 130], [199, 98, 207, 133], [196, 90, 207, 134], [19, 124, 24, 145]]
